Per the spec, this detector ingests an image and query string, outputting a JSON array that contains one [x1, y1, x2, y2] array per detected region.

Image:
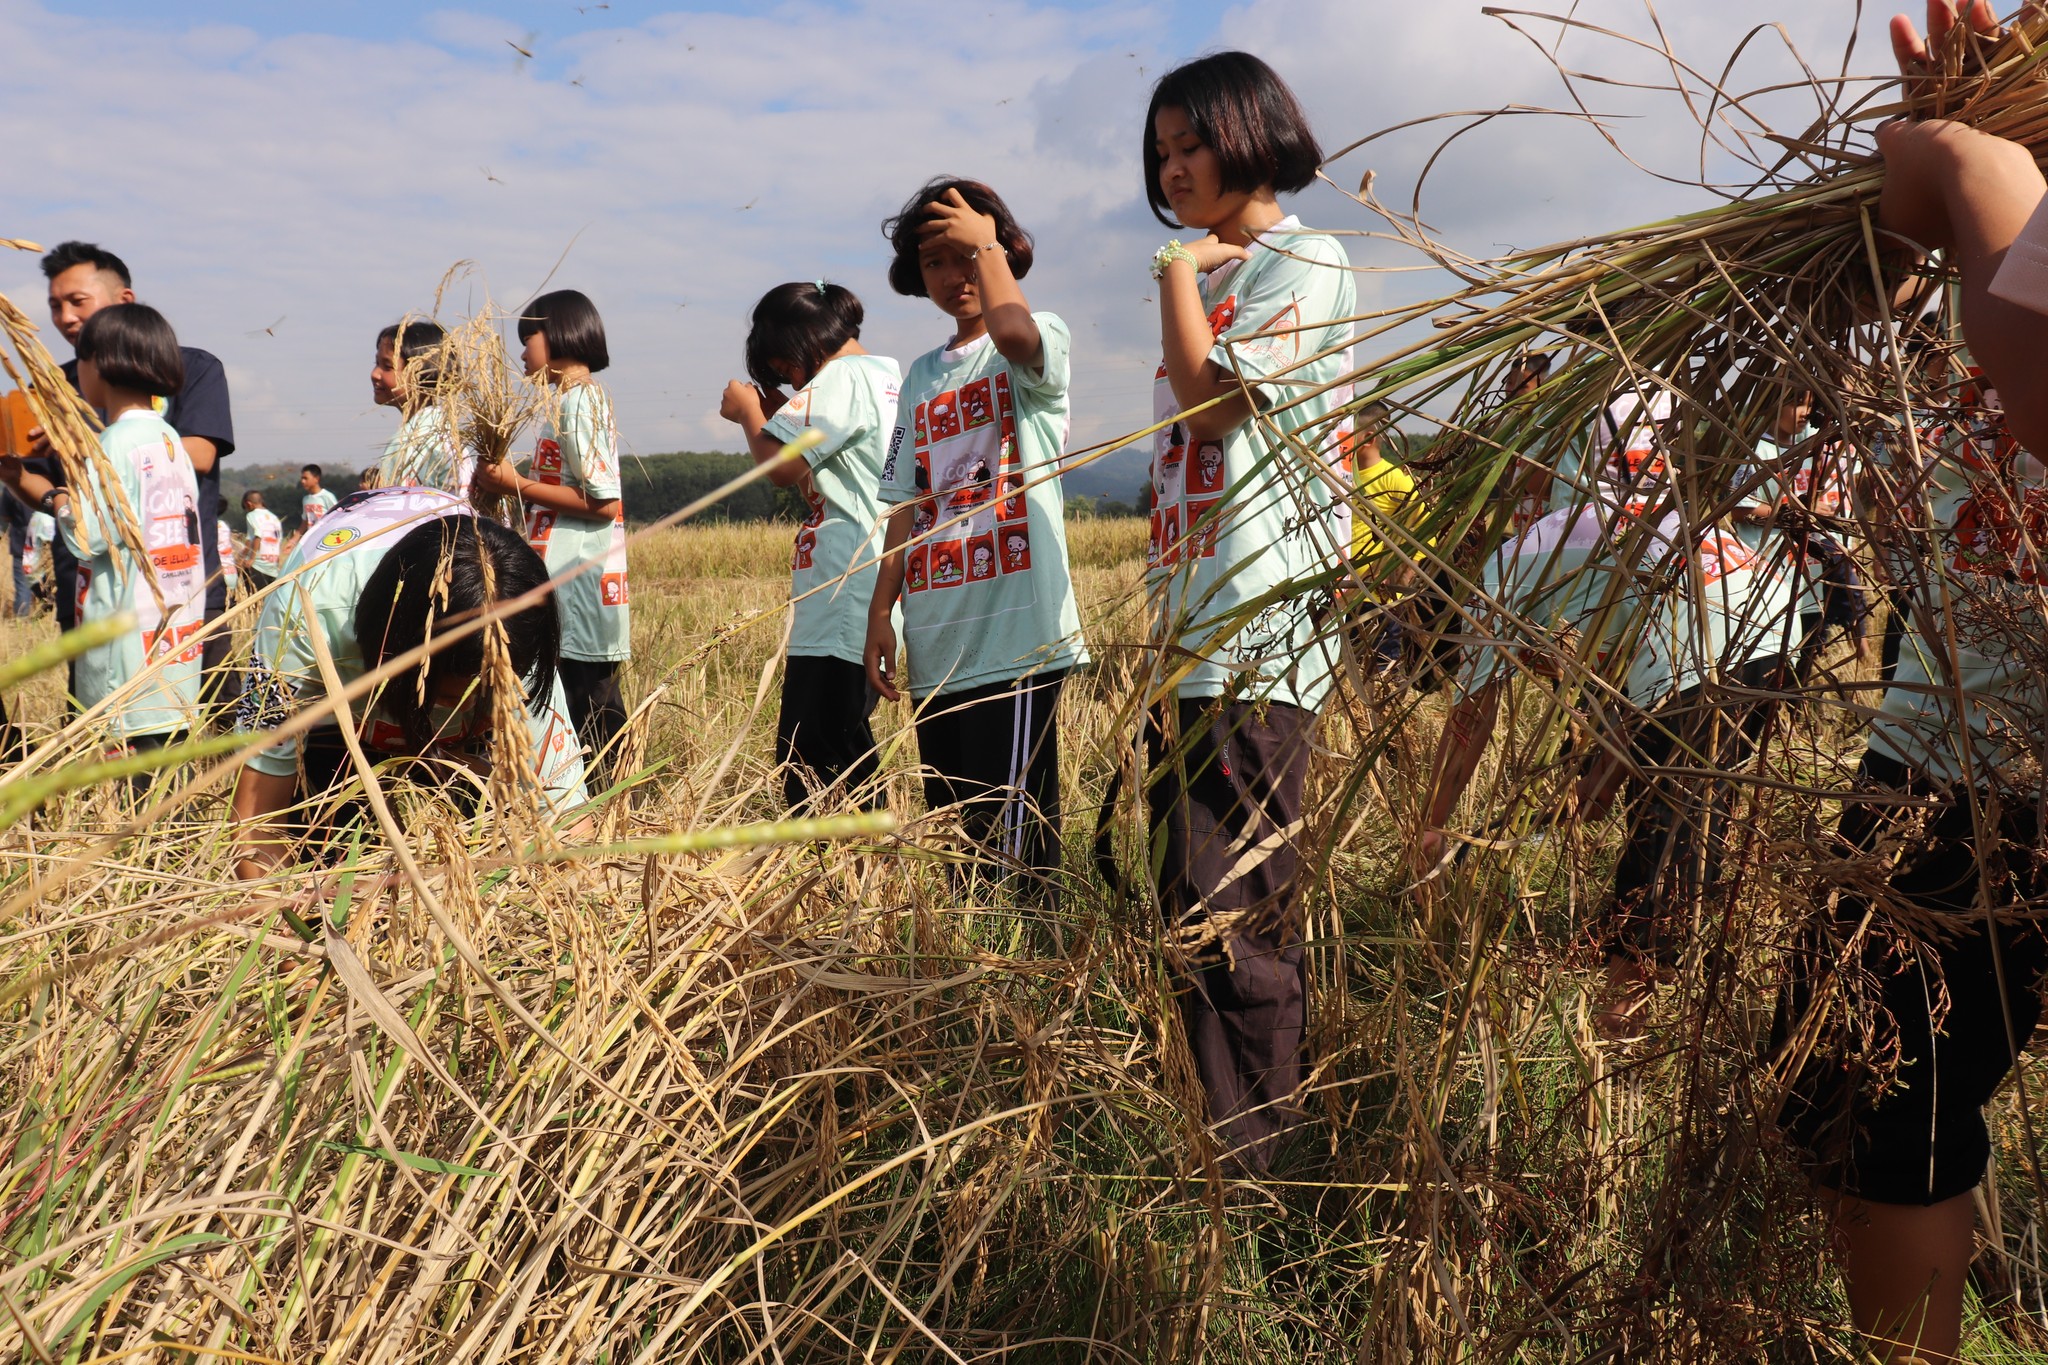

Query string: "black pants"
[[1146, 698, 1315, 1173], [913, 669, 1067, 893], [557, 657, 627, 789], [1877, 584, 1910, 686], [1775, 751, 2047, 1205], [776, 654, 880, 810], [126, 728, 189, 801], [243, 567, 275, 596], [1606, 656, 1786, 966]]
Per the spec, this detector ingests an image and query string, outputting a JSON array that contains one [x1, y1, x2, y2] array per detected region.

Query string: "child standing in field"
[[865, 178, 1087, 894], [371, 319, 472, 494], [299, 464, 338, 525], [720, 281, 900, 809], [1141, 52, 1357, 1173], [240, 491, 283, 593], [474, 290, 631, 786], [0, 304, 205, 752]]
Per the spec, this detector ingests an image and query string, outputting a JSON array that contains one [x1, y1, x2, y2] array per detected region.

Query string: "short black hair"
[[354, 514, 560, 753], [75, 303, 184, 398], [1143, 52, 1323, 228], [377, 319, 447, 393], [42, 241, 132, 287], [217, 496, 230, 516], [302, 464, 323, 480], [243, 490, 264, 507], [517, 290, 610, 372], [744, 282, 864, 390], [882, 178, 1035, 298]]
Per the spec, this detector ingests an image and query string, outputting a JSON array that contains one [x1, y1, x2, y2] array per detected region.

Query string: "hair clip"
[[813, 280, 827, 296]]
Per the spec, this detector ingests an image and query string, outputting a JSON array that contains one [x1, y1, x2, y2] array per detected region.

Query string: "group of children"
[[2, 12, 2043, 1356]]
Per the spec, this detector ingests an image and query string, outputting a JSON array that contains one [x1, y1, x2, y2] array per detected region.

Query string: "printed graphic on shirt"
[[903, 378, 1033, 597]]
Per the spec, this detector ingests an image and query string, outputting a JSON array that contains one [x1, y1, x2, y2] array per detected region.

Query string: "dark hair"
[[882, 177, 1036, 297], [302, 464, 322, 480], [243, 490, 264, 507], [377, 319, 447, 394], [744, 282, 864, 390], [217, 495, 230, 516], [42, 241, 132, 287], [1143, 52, 1323, 228], [75, 303, 184, 397], [517, 289, 610, 372], [354, 515, 560, 752]]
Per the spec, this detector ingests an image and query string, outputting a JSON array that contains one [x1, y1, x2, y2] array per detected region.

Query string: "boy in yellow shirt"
[[1347, 403, 1426, 671]]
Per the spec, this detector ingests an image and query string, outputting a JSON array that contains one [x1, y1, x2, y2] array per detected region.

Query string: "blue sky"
[[2, 0, 1901, 485]]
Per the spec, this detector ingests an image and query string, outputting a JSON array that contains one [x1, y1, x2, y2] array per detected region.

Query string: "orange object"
[[0, 389, 35, 457]]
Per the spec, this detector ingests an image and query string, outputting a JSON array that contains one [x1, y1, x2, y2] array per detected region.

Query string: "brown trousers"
[[1146, 698, 1315, 1173]]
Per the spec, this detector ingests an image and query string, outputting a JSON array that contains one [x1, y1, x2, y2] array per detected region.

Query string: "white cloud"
[[0, 0, 1901, 481]]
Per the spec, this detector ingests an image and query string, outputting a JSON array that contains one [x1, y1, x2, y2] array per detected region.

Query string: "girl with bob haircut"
[[475, 289, 631, 786], [865, 177, 1087, 896], [0, 302, 206, 755], [720, 280, 901, 809], [230, 486, 587, 879], [370, 318, 474, 494], [1139, 51, 1356, 1174]]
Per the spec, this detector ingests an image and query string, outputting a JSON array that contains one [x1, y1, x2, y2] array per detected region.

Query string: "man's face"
[[299, 470, 317, 492], [46, 264, 132, 346]]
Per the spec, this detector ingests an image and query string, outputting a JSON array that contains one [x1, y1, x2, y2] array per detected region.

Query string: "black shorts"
[[776, 654, 880, 809], [1774, 750, 2048, 1205], [912, 669, 1066, 887]]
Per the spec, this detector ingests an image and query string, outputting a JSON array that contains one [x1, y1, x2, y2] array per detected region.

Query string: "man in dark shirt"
[[26, 242, 237, 706]]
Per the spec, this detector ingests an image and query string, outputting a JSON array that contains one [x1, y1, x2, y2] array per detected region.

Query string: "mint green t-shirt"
[[1867, 423, 2048, 780], [301, 487, 339, 526], [377, 405, 474, 495], [59, 409, 207, 739], [241, 487, 588, 809], [879, 315, 1087, 698], [1147, 219, 1356, 712], [524, 383, 630, 664], [763, 353, 901, 664]]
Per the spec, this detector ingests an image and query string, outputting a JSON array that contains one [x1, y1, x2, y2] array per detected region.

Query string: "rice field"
[[1, 512, 2041, 1363]]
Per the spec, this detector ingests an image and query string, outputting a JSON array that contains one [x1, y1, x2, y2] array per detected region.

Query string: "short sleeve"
[[241, 586, 316, 776], [876, 360, 923, 506], [564, 388, 621, 501], [1011, 312, 1071, 402], [165, 348, 236, 456], [763, 365, 868, 469], [1207, 237, 1351, 389], [1990, 189, 2048, 314], [59, 441, 127, 558]]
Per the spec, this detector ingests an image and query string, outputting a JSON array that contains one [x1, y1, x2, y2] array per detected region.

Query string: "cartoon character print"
[[527, 508, 558, 550], [942, 449, 994, 510], [998, 473, 1027, 520], [928, 540, 964, 589], [601, 572, 629, 606], [967, 531, 997, 582], [928, 390, 963, 444], [905, 545, 929, 594], [1207, 295, 1238, 336], [961, 378, 994, 431], [1189, 441, 1227, 496], [1185, 498, 1221, 559], [1947, 487, 2048, 583], [1692, 529, 1756, 587], [995, 372, 1015, 441], [531, 437, 565, 485], [792, 531, 815, 572], [1154, 504, 1184, 568], [1000, 522, 1031, 573]]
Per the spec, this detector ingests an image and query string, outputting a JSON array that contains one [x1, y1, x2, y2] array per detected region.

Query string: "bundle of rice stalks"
[[0, 257, 155, 612]]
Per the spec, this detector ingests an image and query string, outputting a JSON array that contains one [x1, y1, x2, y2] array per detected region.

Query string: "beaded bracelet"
[[1150, 240, 1197, 280]]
